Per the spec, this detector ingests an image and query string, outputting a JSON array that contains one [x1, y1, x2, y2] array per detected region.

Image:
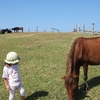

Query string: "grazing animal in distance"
[[0, 28, 12, 34], [12, 27, 23, 32]]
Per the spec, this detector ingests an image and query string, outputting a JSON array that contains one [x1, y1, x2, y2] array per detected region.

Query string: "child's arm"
[[3, 78, 10, 90]]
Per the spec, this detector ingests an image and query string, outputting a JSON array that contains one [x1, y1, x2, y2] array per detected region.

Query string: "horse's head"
[[65, 75, 79, 100]]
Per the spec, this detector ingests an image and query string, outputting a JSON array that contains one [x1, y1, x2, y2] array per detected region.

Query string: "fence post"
[[92, 23, 95, 34]]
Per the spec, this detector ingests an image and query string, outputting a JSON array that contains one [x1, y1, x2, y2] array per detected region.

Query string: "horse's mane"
[[66, 38, 78, 76]]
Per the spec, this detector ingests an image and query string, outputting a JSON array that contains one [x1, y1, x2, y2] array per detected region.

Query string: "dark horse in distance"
[[0, 28, 12, 34], [62, 37, 100, 100], [12, 27, 23, 32]]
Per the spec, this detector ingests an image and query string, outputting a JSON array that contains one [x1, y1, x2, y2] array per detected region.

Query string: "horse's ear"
[[62, 76, 66, 79]]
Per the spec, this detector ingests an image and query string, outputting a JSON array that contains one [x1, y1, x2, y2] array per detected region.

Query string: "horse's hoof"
[[83, 87, 89, 93]]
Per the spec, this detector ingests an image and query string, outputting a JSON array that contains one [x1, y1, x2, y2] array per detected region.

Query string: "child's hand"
[[6, 85, 10, 90]]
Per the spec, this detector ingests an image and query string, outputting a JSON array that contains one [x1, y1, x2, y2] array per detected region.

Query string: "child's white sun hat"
[[5, 51, 20, 64]]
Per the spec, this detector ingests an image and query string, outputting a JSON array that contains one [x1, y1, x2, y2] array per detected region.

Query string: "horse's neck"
[[66, 65, 79, 77], [66, 37, 81, 77]]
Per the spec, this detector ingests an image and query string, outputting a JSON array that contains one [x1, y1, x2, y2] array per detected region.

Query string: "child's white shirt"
[[2, 64, 21, 86]]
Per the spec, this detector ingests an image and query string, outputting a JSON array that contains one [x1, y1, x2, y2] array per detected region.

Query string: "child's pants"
[[9, 84, 25, 100]]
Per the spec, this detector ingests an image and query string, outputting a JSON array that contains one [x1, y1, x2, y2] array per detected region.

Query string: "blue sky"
[[0, 0, 100, 32]]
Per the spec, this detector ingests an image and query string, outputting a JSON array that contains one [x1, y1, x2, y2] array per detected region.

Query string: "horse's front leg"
[[83, 63, 89, 92]]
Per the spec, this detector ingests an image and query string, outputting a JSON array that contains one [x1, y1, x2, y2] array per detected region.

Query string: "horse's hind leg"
[[83, 63, 89, 92]]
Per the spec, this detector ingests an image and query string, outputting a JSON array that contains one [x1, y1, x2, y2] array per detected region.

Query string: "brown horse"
[[62, 37, 100, 100]]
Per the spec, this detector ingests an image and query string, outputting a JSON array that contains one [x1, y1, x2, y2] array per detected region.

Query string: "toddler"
[[2, 51, 25, 100]]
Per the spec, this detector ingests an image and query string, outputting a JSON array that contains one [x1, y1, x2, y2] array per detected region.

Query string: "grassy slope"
[[0, 32, 100, 100]]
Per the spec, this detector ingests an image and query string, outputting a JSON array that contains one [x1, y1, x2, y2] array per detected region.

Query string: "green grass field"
[[0, 32, 100, 100]]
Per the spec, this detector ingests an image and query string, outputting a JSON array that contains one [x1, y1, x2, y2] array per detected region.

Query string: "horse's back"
[[76, 37, 100, 65]]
